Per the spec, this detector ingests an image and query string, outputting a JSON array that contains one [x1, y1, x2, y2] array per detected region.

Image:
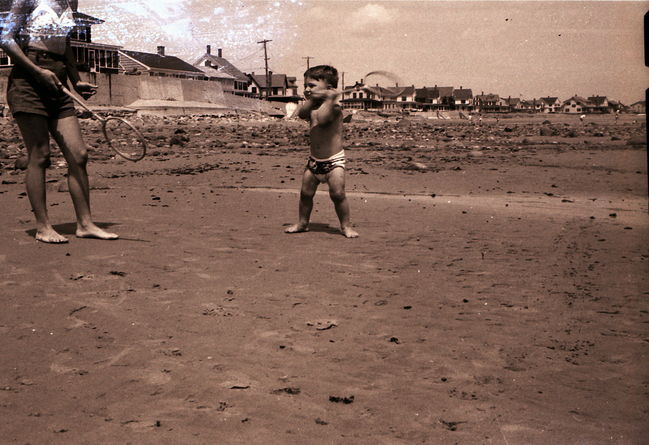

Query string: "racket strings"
[[102, 117, 147, 161]]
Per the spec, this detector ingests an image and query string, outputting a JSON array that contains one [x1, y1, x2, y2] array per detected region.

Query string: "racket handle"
[[60, 86, 97, 117]]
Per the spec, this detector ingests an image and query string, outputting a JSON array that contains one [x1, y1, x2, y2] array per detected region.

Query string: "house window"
[[252, 87, 257, 93], [352, 93, 357, 99], [0, 49, 9, 66], [571, 103, 576, 107], [402, 96, 407, 101], [359, 93, 363, 99]]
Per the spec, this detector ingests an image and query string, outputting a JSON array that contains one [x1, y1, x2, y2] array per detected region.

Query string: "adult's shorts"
[[6, 49, 76, 119]]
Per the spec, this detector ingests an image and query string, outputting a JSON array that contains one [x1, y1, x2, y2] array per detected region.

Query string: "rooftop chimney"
[[206, 45, 211, 54], [157, 46, 165, 56], [217, 48, 222, 57]]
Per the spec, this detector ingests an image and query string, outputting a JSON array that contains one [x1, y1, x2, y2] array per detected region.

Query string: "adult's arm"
[[0, 0, 61, 93]]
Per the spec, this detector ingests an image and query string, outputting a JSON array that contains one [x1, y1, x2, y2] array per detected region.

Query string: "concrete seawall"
[[0, 70, 285, 116]]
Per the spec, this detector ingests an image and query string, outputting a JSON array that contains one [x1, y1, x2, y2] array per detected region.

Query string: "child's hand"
[[309, 88, 338, 101]]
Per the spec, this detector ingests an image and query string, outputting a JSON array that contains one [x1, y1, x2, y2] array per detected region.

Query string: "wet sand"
[[0, 112, 647, 444]]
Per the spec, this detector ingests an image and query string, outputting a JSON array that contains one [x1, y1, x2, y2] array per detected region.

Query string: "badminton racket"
[[61, 86, 147, 162]]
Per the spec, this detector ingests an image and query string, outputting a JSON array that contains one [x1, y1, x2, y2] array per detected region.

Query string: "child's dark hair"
[[304, 65, 338, 89]]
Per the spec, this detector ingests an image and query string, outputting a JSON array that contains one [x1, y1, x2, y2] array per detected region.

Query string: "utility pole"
[[258, 39, 272, 99], [302, 56, 313, 70]]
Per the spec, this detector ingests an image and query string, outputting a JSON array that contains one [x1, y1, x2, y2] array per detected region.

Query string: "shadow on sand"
[[25, 222, 150, 242], [299, 222, 341, 235]]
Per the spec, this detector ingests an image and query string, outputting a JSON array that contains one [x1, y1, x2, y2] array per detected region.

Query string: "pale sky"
[[79, 0, 648, 104]]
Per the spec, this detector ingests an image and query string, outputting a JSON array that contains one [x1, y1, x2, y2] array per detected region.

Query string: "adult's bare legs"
[[14, 113, 68, 243], [49, 115, 118, 239]]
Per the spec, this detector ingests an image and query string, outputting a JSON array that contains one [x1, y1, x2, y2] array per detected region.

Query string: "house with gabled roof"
[[562, 95, 593, 114], [453, 87, 473, 111], [500, 97, 523, 112], [374, 85, 417, 110], [606, 100, 627, 113], [630, 101, 645, 114], [414, 85, 454, 111], [287, 76, 299, 97], [0, 1, 121, 73], [587, 96, 611, 113], [246, 71, 300, 103], [540, 97, 561, 113], [474, 93, 503, 113], [119, 46, 207, 80], [193, 45, 250, 96], [194, 64, 236, 94], [340, 82, 382, 110], [520, 98, 544, 113]]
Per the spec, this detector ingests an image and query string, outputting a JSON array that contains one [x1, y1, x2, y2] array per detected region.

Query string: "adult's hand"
[[35, 68, 63, 94], [74, 81, 98, 100]]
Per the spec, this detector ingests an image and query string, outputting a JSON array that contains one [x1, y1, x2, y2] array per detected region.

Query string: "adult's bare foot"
[[341, 226, 359, 238], [285, 223, 309, 234], [76, 224, 119, 240], [35, 227, 69, 244]]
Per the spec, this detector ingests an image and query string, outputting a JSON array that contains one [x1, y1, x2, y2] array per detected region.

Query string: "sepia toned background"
[[79, 0, 648, 104]]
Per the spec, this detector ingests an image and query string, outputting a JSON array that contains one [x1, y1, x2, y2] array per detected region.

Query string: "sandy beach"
[[0, 111, 647, 444]]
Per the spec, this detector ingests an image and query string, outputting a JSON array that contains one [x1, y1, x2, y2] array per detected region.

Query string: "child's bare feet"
[[285, 224, 309, 234], [341, 226, 359, 238], [35, 227, 69, 244], [76, 224, 119, 240]]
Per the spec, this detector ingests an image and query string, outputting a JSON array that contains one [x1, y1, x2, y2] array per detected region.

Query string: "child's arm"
[[311, 89, 341, 125], [292, 99, 318, 121]]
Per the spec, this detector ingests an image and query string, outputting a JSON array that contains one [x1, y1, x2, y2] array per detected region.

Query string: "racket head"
[[363, 70, 403, 86], [101, 116, 147, 162]]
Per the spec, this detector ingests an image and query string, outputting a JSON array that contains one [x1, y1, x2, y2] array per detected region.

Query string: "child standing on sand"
[[285, 65, 358, 238]]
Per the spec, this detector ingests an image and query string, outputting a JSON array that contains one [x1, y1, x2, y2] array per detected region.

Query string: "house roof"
[[588, 96, 608, 106], [194, 53, 248, 82], [368, 85, 415, 99], [453, 88, 473, 100], [539, 97, 559, 105], [504, 97, 521, 106], [195, 65, 236, 80], [475, 94, 499, 101], [415, 86, 454, 99], [249, 73, 289, 88], [521, 99, 542, 107], [72, 12, 104, 25], [120, 50, 204, 74], [630, 101, 646, 107], [563, 95, 592, 106]]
